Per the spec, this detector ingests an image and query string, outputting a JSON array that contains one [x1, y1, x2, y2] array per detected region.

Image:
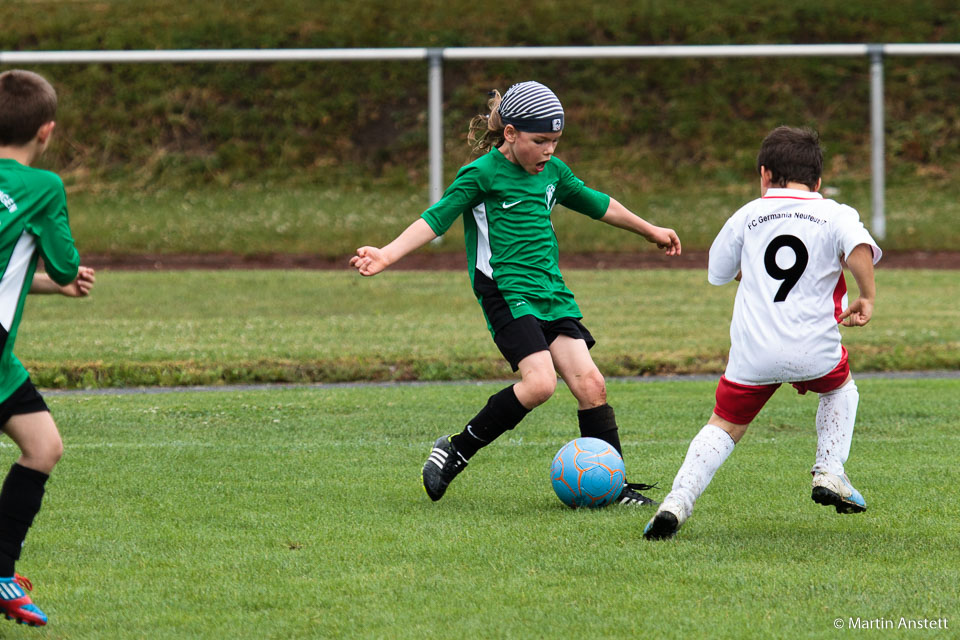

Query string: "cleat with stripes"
[[422, 435, 467, 501], [616, 482, 659, 507], [0, 574, 47, 627]]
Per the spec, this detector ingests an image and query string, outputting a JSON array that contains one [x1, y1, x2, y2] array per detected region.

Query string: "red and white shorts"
[[713, 347, 850, 425]]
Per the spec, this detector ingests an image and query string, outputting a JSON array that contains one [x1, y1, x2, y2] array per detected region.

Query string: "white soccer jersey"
[[709, 188, 881, 385]]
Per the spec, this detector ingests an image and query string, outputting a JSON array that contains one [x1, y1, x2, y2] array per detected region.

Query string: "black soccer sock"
[[0, 463, 49, 577], [578, 403, 623, 457], [450, 385, 530, 459]]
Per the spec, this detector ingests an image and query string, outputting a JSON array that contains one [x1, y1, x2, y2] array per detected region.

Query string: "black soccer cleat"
[[615, 482, 659, 507], [422, 435, 468, 501], [643, 510, 681, 540]]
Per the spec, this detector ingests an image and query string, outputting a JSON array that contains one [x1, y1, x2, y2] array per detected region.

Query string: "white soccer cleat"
[[811, 471, 866, 514], [643, 497, 688, 540]]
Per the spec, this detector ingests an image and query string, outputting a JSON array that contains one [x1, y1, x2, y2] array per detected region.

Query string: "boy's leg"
[[646, 377, 776, 539], [0, 410, 62, 627], [549, 334, 656, 505], [3, 411, 63, 476], [549, 335, 614, 442], [450, 350, 552, 459], [423, 350, 550, 502], [793, 354, 866, 514], [812, 378, 858, 476], [652, 416, 740, 528], [0, 411, 61, 572], [810, 377, 865, 513]]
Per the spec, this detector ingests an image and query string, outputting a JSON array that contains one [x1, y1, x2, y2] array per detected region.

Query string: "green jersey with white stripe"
[[421, 149, 610, 335], [0, 159, 80, 402]]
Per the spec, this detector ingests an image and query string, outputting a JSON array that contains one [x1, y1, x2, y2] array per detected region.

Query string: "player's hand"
[[648, 226, 682, 256], [60, 266, 96, 297], [349, 246, 389, 276], [838, 297, 873, 327]]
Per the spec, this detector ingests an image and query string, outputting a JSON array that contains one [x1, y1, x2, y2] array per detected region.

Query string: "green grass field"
[[66, 178, 960, 256], [2, 3, 957, 636], [16, 377, 956, 639], [17, 268, 960, 388]]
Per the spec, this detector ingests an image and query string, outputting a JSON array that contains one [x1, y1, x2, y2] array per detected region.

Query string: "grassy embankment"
[[2, 1, 958, 386], [0, 0, 958, 257]]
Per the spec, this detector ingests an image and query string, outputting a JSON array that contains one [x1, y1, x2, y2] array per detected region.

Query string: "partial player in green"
[[350, 81, 681, 505], [0, 69, 97, 626]]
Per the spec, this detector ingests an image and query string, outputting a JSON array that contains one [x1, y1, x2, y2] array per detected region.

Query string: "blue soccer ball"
[[550, 437, 626, 508]]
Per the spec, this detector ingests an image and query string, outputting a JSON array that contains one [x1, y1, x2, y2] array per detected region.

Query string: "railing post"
[[427, 48, 444, 206], [869, 44, 886, 240]]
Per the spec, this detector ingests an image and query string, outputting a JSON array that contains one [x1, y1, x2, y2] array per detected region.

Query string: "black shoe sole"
[[644, 512, 679, 540], [811, 486, 866, 514]]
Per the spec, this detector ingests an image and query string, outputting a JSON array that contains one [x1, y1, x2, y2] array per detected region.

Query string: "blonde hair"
[[467, 90, 505, 155]]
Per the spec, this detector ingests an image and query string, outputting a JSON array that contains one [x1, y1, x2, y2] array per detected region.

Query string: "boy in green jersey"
[[0, 69, 96, 627], [351, 81, 681, 505]]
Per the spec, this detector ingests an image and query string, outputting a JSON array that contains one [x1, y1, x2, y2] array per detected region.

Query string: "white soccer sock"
[[665, 424, 736, 518], [813, 379, 859, 476]]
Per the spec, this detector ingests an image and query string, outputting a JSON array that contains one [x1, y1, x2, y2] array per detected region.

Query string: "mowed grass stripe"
[[24, 378, 960, 639], [18, 268, 960, 388]]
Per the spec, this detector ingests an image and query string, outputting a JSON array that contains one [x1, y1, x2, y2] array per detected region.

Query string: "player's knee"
[[520, 372, 557, 407], [572, 369, 607, 406], [586, 369, 607, 404], [24, 434, 63, 473], [42, 437, 63, 470]]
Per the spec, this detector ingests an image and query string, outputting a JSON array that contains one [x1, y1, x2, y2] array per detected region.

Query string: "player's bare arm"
[[30, 266, 96, 297], [350, 218, 438, 276], [599, 198, 681, 256], [838, 244, 876, 327]]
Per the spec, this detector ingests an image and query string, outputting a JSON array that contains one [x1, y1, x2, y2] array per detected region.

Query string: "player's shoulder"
[[459, 150, 493, 172], [547, 155, 571, 172], [831, 201, 861, 220], [452, 151, 500, 188], [546, 156, 580, 187], [0, 162, 64, 201], [14, 164, 63, 191], [728, 197, 763, 224], [814, 198, 864, 229]]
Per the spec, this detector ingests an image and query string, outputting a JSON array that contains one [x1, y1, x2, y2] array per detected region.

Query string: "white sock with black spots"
[[812, 379, 859, 477], [665, 424, 736, 518]]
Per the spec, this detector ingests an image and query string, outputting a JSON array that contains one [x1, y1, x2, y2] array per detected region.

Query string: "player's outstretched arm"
[[599, 198, 681, 256], [838, 244, 876, 327], [30, 266, 96, 297], [349, 218, 438, 276]]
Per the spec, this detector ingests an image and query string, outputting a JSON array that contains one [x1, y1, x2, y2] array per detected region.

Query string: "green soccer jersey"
[[0, 159, 80, 403], [421, 149, 610, 335]]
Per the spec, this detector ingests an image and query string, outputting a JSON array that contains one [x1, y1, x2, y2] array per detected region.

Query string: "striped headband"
[[498, 81, 564, 133]]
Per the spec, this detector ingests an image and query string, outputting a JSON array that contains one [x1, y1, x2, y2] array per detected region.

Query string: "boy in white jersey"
[[351, 82, 681, 506], [644, 126, 881, 540]]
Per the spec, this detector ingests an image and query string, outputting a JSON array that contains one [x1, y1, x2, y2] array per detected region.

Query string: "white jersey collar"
[[762, 187, 823, 200]]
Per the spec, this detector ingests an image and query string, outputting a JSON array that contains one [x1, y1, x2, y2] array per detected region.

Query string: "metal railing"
[[4, 43, 960, 238]]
